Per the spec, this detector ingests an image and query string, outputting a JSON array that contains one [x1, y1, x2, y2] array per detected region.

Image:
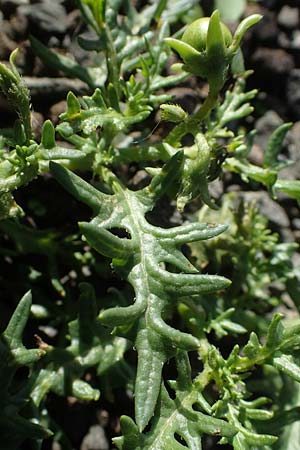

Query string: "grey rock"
[[287, 69, 300, 119], [278, 5, 299, 29], [278, 29, 300, 49], [18, 0, 67, 35], [208, 179, 224, 200], [81, 425, 109, 450], [31, 111, 44, 140], [0, 30, 17, 59], [52, 442, 62, 450], [239, 191, 290, 228], [170, 208, 183, 226], [254, 110, 283, 151], [291, 30, 300, 48], [1, 0, 29, 6], [49, 100, 67, 124], [38, 325, 58, 338], [292, 218, 300, 229], [10, 12, 28, 39], [278, 31, 292, 49], [252, 12, 279, 46], [22, 77, 89, 100], [252, 47, 295, 76]]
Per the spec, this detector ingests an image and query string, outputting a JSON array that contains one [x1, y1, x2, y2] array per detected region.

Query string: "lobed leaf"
[[51, 162, 230, 430], [115, 351, 237, 450], [3, 291, 33, 350]]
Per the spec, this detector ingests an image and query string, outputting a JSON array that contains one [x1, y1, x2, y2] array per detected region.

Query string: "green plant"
[[1, 2, 300, 449]]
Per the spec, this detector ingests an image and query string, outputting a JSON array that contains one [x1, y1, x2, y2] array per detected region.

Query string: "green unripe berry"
[[182, 17, 232, 52], [165, 11, 261, 93]]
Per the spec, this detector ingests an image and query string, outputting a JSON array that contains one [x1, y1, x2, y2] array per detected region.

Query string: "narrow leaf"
[[135, 328, 167, 431], [207, 10, 225, 57], [66, 91, 81, 118], [263, 122, 293, 168], [3, 291, 32, 349], [50, 162, 108, 212], [30, 35, 96, 88], [231, 14, 262, 51], [273, 355, 300, 382], [41, 120, 56, 149]]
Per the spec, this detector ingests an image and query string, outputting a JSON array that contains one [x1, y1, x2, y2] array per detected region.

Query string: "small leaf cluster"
[[190, 194, 299, 331], [0, 292, 50, 449]]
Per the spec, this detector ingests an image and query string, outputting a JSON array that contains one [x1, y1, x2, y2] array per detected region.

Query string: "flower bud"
[[165, 10, 262, 94], [177, 133, 216, 211], [181, 17, 232, 53], [160, 104, 187, 123]]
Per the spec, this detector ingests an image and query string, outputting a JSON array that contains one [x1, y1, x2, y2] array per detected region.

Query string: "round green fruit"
[[181, 17, 232, 52]]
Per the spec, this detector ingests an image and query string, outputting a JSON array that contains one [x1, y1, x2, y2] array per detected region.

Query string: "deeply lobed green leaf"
[[51, 160, 230, 430]]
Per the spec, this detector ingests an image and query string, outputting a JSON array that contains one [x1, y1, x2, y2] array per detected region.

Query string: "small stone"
[[31, 111, 44, 139], [292, 218, 300, 229], [80, 425, 109, 450], [52, 442, 62, 450], [252, 47, 295, 76], [251, 47, 295, 96], [254, 110, 283, 151], [278, 31, 291, 48], [130, 170, 149, 188], [49, 100, 67, 124], [0, 30, 16, 59], [239, 191, 290, 228], [10, 12, 28, 39], [291, 30, 300, 48], [278, 29, 300, 49], [287, 69, 300, 119], [2, 0, 29, 6], [208, 179, 224, 200], [48, 36, 61, 47], [38, 325, 58, 338], [18, 0, 68, 35], [278, 5, 299, 29], [252, 12, 279, 46], [22, 77, 89, 102]]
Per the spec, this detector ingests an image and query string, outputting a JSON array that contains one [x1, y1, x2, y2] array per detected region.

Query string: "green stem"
[[166, 86, 219, 146], [22, 106, 32, 144], [191, 89, 219, 125]]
